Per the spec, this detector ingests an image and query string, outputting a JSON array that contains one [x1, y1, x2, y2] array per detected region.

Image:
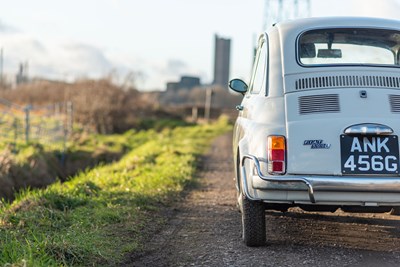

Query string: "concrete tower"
[[213, 34, 231, 88]]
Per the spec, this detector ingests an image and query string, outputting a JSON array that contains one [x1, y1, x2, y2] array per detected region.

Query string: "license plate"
[[340, 135, 399, 174]]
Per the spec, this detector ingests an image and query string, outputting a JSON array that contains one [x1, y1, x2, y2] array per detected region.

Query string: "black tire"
[[390, 207, 400, 215], [241, 195, 266, 247]]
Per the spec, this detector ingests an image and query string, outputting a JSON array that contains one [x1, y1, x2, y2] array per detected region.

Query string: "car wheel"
[[241, 195, 266, 247], [390, 207, 400, 215]]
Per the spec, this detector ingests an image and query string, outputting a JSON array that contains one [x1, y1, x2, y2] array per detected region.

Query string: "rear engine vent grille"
[[389, 94, 400, 113], [295, 75, 400, 90], [299, 94, 340, 115]]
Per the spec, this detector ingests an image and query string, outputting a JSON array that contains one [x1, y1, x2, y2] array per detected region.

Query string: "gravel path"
[[129, 133, 400, 267]]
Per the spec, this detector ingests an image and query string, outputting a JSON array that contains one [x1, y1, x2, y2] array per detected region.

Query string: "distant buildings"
[[165, 34, 231, 91], [166, 76, 201, 91], [213, 35, 231, 88]]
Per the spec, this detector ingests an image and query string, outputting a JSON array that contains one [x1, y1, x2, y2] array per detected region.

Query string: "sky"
[[1, 0, 400, 91]]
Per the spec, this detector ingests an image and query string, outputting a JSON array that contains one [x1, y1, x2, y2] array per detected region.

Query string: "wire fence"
[[0, 98, 73, 162]]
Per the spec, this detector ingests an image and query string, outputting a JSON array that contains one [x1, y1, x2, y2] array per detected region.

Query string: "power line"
[[263, 0, 311, 30]]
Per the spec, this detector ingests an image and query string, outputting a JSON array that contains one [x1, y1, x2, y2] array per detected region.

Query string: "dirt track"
[[129, 133, 400, 267]]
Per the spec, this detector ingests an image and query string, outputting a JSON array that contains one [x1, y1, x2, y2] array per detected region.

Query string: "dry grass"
[[0, 79, 172, 134]]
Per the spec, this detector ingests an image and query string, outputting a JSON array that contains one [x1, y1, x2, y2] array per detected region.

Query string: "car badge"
[[304, 140, 331, 149]]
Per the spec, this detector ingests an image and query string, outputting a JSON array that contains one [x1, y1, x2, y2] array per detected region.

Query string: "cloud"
[[0, 20, 207, 91], [0, 20, 19, 33], [0, 28, 207, 90], [166, 59, 188, 75], [57, 43, 114, 77], [0, 29, 116, 82]]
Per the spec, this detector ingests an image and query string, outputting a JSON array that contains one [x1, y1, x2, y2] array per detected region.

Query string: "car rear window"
[[298, 28, 400, 67]]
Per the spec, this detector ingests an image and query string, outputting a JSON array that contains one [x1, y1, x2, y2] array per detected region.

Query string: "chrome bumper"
[[241, 154, 400, 204]]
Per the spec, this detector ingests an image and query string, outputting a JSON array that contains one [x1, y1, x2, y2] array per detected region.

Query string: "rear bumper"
[[253, 175, 400, 192], [252, 190, 400, 206], [242, 154, 400, 204]]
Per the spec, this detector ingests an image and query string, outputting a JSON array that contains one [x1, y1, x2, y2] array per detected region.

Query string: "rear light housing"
[[268, 135, 286, 175]]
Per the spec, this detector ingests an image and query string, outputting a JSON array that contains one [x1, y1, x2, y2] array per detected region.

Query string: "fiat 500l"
[[230, 17, 400, 246]]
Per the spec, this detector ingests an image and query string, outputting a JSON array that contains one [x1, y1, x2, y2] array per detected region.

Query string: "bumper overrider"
[[241, 154, 400, 204]]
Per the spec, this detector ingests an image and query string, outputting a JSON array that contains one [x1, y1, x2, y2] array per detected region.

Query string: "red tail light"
[[268, 136, 286, 175]]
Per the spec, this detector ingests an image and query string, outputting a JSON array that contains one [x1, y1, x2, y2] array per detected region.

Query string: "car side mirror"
[[229, 79, 248, 95]]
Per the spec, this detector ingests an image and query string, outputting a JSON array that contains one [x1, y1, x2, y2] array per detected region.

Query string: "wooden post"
[[192, 106, 198, 122], [204, 88, 212, 122], [24, 105, 32, 143], [67, 101, 73, 135]]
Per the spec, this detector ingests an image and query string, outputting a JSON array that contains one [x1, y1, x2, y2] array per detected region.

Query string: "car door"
[[234, 36, 268, 141], [233, 35, 268, 191]]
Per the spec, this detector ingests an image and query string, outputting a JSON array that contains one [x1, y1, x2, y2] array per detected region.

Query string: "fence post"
[[192, 106, 198, 122], [24, 105, 32, 143], [67, 101, 73, 135], [204, 88, 213, 122], [55, 102, 61, 116], [58, 101, 73, 165], [12, 117, 18, 153]]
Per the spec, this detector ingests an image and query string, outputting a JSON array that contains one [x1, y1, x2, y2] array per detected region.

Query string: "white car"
[[230, 17, 400, 246]]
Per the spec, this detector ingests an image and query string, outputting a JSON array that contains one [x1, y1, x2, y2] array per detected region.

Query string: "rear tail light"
[[268, 135, 286, 175]]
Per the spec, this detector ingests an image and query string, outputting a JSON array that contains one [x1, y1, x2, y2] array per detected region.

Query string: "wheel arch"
[[235, 138, 250, 193]]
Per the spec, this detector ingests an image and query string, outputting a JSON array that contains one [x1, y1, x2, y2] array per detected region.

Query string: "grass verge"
[[0, 128, 158, 200], [0, 117, 231, 266], [0, 114, 195, 199]]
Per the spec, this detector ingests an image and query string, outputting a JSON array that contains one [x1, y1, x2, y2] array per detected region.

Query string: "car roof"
[[266, 17, 400, 76], [269, 16, 400, 35]]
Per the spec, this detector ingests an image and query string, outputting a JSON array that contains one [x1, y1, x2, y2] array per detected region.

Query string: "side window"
[[250, 40, 268, 94]]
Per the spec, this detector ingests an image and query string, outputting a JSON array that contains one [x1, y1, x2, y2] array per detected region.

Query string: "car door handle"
[[236, 105, 244, 111]]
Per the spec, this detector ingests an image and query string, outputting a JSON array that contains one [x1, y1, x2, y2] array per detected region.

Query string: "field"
[[0, 117, 231, 266]]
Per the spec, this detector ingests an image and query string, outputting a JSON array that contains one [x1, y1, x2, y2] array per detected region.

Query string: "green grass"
[[0, 126, 158, 201], [0, 117, 231, 266]]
